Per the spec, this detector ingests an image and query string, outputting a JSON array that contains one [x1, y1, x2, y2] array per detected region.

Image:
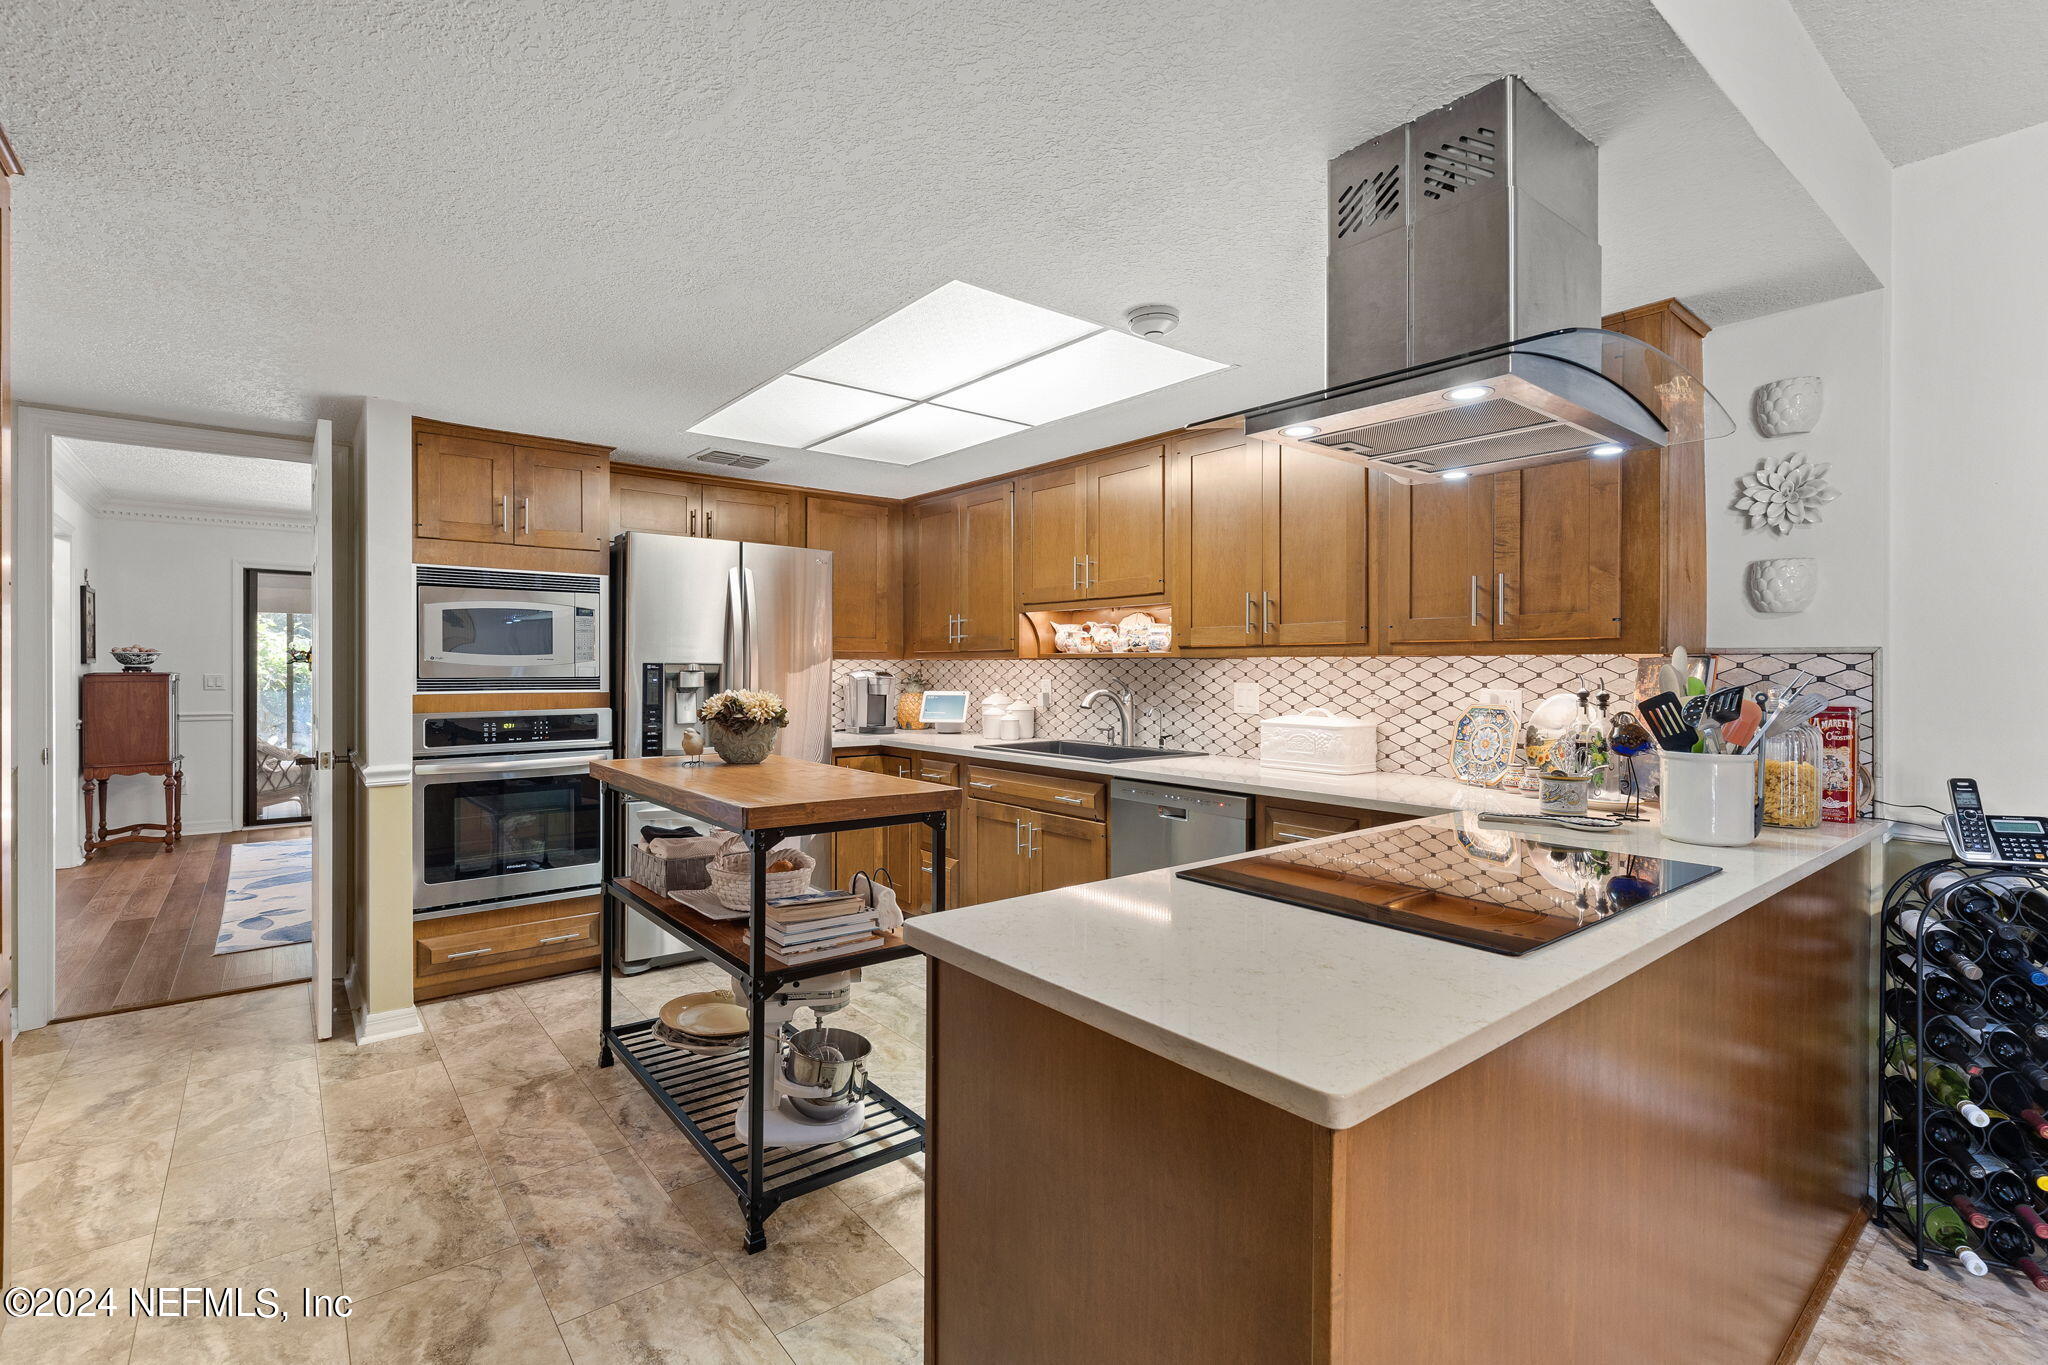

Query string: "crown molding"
[[94, 501, 314, 533]]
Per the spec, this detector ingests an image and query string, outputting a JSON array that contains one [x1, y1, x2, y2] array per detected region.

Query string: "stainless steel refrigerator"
[[612, 531, 834, 965]]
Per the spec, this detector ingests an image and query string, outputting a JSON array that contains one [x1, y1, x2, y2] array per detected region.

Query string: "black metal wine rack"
[[1876, 855, 2048, 1286]]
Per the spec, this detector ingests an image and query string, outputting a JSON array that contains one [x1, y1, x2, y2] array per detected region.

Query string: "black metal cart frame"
[[595, 781, 945, 1253]]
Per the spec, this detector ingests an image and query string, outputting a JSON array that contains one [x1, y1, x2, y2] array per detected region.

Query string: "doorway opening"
[[245, 567, 316, 826]]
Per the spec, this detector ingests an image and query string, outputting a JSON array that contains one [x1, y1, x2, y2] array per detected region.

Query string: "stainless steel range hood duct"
[[1227, 78, 1728, 480]]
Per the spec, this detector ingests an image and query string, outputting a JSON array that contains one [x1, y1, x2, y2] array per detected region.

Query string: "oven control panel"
[[416, 708, 612, 756]]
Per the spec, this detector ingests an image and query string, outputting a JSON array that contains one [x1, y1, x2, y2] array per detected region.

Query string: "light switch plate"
[[1233, 683, 1261, 714], [202, 673, 226, 691]]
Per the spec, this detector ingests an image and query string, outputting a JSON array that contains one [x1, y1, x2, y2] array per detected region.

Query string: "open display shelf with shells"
[[1018, 600, 1176, 658]]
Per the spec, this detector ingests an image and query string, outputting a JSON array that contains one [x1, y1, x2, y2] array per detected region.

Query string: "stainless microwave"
[[416, 565, 605, 691]]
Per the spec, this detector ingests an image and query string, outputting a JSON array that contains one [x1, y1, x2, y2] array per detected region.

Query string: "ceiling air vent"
[[691, 449, 771, 470], [1335, 163, 1401, 238], [1420, 127, 1497, 199]]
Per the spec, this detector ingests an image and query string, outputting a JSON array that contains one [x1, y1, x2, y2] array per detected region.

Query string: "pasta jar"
[[1760, 722, 1823, 828]]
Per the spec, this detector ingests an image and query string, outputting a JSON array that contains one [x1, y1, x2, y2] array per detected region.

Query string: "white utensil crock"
[[1659, 751, 1762, 847]]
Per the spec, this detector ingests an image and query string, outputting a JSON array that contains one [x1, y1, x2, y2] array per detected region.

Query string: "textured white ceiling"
[[6, 0, 1874, 497], [1793, 0, 2048, 166], [55, 438, 312, 518]]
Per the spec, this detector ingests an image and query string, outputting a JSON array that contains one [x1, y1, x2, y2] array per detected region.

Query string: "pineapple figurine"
[[897, 670, 928, 730]]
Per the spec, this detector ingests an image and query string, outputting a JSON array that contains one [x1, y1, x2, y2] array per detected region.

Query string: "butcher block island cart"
[[906, 812, 1888, 1364], [589, 753, 958, 1252]]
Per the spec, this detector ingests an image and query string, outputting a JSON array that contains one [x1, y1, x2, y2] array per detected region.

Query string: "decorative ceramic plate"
[[1449, 706, 1516, 785]]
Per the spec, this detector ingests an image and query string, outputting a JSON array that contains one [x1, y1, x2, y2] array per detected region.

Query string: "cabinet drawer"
[[1256, 799, 1416, 848], [963, 765, 1105, 820], [912, 756, 960, 786], [415, 911, 599, 978]]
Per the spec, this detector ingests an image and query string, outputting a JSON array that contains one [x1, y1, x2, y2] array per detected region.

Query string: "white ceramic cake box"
[[1257, 707, 1379, 774]]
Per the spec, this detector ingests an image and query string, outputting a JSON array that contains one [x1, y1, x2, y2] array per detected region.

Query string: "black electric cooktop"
[[1178, 820, 1722, 956]]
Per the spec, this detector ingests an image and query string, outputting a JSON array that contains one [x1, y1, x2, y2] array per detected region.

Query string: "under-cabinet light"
[[1444, 385, 1493, 402]]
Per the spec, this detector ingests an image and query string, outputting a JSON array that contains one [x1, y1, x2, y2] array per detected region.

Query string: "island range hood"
[[1229, 78, 1729, 481]]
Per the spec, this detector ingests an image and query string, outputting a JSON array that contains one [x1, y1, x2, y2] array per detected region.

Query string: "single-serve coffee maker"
[[842, 669, 897, 734]]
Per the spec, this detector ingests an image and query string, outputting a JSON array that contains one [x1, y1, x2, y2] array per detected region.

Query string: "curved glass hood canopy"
[[1225, 326, 1732, 483]]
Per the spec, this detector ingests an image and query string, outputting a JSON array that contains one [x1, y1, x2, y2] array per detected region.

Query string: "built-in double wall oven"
[[412, 708, 612, 918]]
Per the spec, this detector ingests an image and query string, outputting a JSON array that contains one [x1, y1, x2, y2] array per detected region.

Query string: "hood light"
[[1444, 385, 1492, 402], [1280, 424, 1321, 438], [1442, 469, 1470, 481], [1590, 443, 1624, 457]]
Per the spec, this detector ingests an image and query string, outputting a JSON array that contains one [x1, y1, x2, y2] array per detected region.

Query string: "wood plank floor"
[[53, 826, 311, 1020]]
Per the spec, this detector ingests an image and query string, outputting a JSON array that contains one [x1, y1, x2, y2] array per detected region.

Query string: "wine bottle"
[[1886, 1118, 1990, 1192], [1890, 909, 1986, 981], [1980, 1218, 2048, 1290], [1885, 1072, 1990, 1131], [1976, 934, 2048, 989], [1983, 1118, 2048, 1193], [1979, 1024, 2048, 1090], [1881, 992, 1986, 1072], [1885, 1142, 1990, 1227], [1983, 975, 2048, 1041], [1927, 1065, 1995, 1127], [1987, 1070, 2048, 1139], [1981, 1168, 2048, 1241], [1888, 952, 1985, 1015], [1883, 1161, 1991, 1273]]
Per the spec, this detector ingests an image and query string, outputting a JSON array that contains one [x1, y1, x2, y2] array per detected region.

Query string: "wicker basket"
[[628, 836, 719, 894], [706, 835, 816, 910]]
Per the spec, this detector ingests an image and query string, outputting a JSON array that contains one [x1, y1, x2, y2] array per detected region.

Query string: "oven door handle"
[[412, 752, 604, 778]]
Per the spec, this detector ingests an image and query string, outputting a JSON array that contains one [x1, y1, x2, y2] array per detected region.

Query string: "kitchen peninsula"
[[905, 812, 1885, 1363]]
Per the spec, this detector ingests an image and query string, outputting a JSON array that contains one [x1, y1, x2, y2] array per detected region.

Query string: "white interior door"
[[308, 418, 335, 1040]]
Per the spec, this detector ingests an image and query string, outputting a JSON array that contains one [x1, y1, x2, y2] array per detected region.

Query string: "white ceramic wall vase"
[[1753, 375, 1823, 437], [1746, 557, 1819, 614], [1733, 452, 1838, 535]]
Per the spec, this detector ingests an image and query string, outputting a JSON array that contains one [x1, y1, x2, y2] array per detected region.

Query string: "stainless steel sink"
[[976, 739, 1203, 763]]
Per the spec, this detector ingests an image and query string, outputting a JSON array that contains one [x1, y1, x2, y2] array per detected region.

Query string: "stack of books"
[[750, 889, 885, 963]]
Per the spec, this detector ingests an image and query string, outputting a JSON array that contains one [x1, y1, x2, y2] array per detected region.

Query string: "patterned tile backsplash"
[[830, 650, 1881, 799]]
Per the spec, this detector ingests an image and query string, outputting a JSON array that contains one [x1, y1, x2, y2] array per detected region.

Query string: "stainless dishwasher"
[[1109, 780, 1252, 877]]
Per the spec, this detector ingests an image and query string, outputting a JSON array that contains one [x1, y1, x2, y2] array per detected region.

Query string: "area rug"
[[214, 839, 312, 954]]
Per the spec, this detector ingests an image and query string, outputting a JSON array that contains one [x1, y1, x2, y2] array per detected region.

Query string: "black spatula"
[[1640, 692, 1697, 752]]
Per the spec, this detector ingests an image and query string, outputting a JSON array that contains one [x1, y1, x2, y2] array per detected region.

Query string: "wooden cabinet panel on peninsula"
[[1017, 443, 1165, 604], [610, 465, 798, 546], [414, 419, 611, 573], [804, 495, 903, 657], [1167, 431, 1368, 652], [908, 482, 1015, 655]]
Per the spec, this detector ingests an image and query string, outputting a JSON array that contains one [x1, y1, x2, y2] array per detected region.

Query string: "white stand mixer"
[[732, 969, 868, 1147]]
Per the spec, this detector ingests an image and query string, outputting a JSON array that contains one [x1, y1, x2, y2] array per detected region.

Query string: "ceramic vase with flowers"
[[699, 689, 789, 765]]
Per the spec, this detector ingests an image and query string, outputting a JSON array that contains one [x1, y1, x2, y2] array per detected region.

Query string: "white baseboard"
[[344, 970, 424, 1045]]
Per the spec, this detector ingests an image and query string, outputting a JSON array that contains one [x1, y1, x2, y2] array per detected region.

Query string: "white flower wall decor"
[[1733, 452, 1839, 535]]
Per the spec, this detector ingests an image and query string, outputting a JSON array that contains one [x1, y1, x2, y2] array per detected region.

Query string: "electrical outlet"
[[202, 673, 226, 691], [1233, 683, 1262, 714], [1038, 678, 1053, 712]]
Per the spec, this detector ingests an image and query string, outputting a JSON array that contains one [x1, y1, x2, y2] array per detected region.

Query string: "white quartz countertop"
[[832, 729, 1547, 817], [901, 804, 1887, 1130]]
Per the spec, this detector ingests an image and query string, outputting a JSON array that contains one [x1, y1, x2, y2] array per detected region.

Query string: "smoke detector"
[[1124, 304, 1180, 338]]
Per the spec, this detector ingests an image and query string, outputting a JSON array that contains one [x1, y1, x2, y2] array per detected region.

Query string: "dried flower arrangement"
[[700, 689, 790, 732]]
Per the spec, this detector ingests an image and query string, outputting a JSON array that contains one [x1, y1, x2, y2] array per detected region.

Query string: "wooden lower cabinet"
[[413, 896, 601, 1001], [830, 755, 917, 895], [963, 794, 1106, 905], [1254, 797, 1417, 847]]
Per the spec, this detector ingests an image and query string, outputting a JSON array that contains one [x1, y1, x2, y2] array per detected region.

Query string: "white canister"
[[978, 691, 1012, 739], [1659, 751, 1762, 847], [1004, 701, 1037, 739], [1257, 707, 1378, 774]]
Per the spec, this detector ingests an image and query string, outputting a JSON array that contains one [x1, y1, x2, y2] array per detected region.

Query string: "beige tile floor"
[[11, 955, 2041, 1362], [6, 959, 929, 1363]]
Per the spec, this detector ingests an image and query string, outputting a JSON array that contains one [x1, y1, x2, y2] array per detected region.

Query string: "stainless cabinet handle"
[[1054, 794, 1085, 804], [705, 512, 714, 538], [1072, 555, 1081, 594], [969, 779, 997, 789], [1262, 592, 1274, 635], [500, 495, 512, 534], [1014, 818, 1026, 854], [1272, 831, 1313, 842], [1469, 575, 1480, 626], [521, 497, 531, 535], [448, 947, 494, 960], [690, 509, 698, 536], [537, 932, 581, 945], [1496, 571, 1507, 624], [1084, 555, 1095, 589], [1244, 591, 1256, 635], [1025, 822, 1040, 857]]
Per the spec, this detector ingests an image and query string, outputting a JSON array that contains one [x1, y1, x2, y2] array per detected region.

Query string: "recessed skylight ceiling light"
[[688, 375, 909, 449], [688, 281, 1231, 463], [813, 405, 1026, 464], [792, 281, 1099, 400], [937, 330, 1229, 426]]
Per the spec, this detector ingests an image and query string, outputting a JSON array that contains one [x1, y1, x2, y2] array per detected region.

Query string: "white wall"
[[1889, 120, 2048, 810], [1703, 288, 1889, 650], [86, 514, 313, 833]]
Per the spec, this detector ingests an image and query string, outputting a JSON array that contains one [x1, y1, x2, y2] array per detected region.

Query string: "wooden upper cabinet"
[[805, 495, 902, 657], [609, 466, 797, 545], [1262, 442, 1367, 646], [514, 445, 608, 551], [414, 420, 613, 571], [1493, 459, 1623, 641], [1082, 443, 1165, 600], [955, 483, 1016, 652], [416, 431, 515, 543], [908, 497, 963, 655], [1016, 465, 1088, 604], [1169, 432, 1266, 648], [701, 482, 796, 545], [612, 471, 702, 537], [1376, 472, 1497, 646]]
